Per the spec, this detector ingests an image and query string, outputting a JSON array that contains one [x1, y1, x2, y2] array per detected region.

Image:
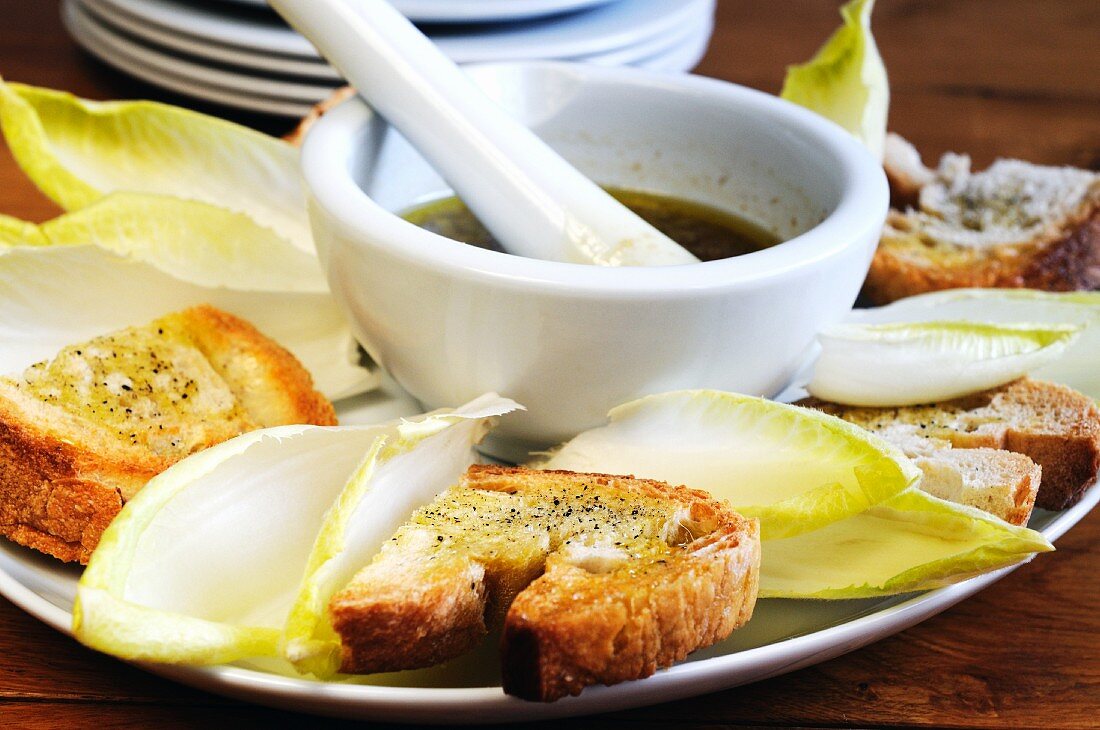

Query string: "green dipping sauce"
[[402, 187, 780, 261]]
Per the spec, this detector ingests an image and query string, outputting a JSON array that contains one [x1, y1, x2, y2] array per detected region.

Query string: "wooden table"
[[1, 1, 1098, 727]]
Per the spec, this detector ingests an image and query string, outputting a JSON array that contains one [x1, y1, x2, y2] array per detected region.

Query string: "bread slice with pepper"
[[800, 377, 1100, 512], [864, 133, 1100, 305], [328, 464, 760, 702], [0, 305, 336, 563]]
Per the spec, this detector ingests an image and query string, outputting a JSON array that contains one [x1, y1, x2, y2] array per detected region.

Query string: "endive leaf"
[[808, 321, 1081, 406], [780, 0, 888, 158], [760, 488, 1053, 598], [0, 212, 48, 246], [0, 81, 312, 252], [534, 390, 920, 539], [7, 193, 327, 292], [284, 394, 523, 677], [849, 289, 1100, 399], [0, 244, 374, 400], [73, 395, 519, 665]]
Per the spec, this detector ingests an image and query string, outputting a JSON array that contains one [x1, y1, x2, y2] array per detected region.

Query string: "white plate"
[[68, 1, 338, 105], [576, 9, 705, 64], [84, 0, 706, 83], [93, 0, 713, 62], [390, 0, 623, 24], [83, 0, 343, 81], [63, 1, 317, 116], [633, 18, 713, 73], [70, 0, 711, 116], [211, 0, 621, 24], [3, 352, 1095, 721], [585, 14, 711, 72]]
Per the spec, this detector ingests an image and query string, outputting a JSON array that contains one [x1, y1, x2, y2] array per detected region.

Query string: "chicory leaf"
[[760, 488, 1053, 598], [4, 193, 328, 292], [73, 395, 519, 666], [848, 289, 1100, 400], [780, 0, 888, 158], [809, 320, 1081, 406], [534, 390, 920, 539], [0, 81, 312, 253]]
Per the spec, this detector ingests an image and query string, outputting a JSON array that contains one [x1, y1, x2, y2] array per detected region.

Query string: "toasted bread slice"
[[800, 378, 1100, 511], [328, 464, 760, 702], [847, 424, 1040, 525], [910, 448, 1040, 526], [0, 306, 336, 563], [865, 133, 1100, 305]]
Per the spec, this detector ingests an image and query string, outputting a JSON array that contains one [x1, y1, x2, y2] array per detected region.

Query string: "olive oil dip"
[[403, 188, 780, 261]]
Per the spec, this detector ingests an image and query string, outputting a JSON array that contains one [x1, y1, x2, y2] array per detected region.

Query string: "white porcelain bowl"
[[302, 62, 888, 460]]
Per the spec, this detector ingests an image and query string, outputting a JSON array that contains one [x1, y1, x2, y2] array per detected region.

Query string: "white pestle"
[[269, 0, 698, 266]]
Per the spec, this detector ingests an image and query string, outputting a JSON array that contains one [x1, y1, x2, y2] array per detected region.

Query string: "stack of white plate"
[[62, 0, 716, 117]]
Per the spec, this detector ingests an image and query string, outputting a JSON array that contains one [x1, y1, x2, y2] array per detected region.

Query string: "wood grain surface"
[[0, 0, 1098, 727]]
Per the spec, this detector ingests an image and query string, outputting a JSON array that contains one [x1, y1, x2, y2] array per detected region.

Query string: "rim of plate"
[[63, 1, 316, 115], [68, 1, 337, 103], [91, 0, 713, 62], [81, 0, 342, 81], [209, 0, 622, 24]]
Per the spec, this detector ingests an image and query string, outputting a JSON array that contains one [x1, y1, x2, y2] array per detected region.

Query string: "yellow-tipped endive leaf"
[[74, 395, 520, 666], [534, 390, 920, 539], [849, 289, 1100, 400], [808, 321, 1081, 406], [284, 395, 524, 677], [2, 193, 327, 292], [0, 244, 374, 400], [780, 0, 888, 158], [0, 81, 311, 252], [0, 212, 48, 246], [760, 489, 1053, 599]]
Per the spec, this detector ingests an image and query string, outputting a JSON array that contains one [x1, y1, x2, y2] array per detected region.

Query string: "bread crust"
[[910, 448, 1040, 526], [501, 504, 759, 701], [329, 464, 760, 701], [180, 306, 336, 428], [865, 200, 1100, 305], [802, 379, 1100, 511], [0, 392, 163, 563], [0, 306, 336, 563]]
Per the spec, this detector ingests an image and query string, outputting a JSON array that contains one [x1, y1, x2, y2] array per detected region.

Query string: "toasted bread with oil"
[[328, 464, 760, 702], [0, 305, 336, 563], [865, 133, 1100, 305], [800, 377, 1100, 512]]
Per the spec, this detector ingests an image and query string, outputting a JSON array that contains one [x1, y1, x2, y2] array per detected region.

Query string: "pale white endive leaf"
[[808, 320, 1081, 406], [0, 81, 312, 253], [534, 390, 920, 539], [849, 289, 1100, 399], [0, 244, 374, 400], [73, 395, 519, 666]]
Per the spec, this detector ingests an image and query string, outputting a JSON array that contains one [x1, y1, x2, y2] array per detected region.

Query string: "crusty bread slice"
[[864, 133, 1100, 305], [0, 305, 336, 563], [800, 377, 1100, 511], [911, 448, 1040, 526], [328, 464, 760, 702]]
